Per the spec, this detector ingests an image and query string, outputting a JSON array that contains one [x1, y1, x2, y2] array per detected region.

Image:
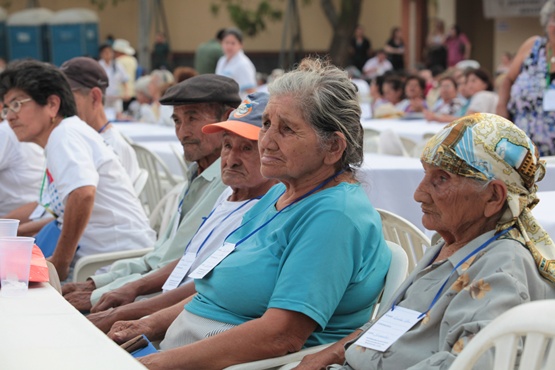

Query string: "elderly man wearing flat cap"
[[60, 57, 140, 183], [63, 74, 240, 312]]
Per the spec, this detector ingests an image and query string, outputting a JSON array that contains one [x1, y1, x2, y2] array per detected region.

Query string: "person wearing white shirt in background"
[[112, 39, 138, 111], [216, 27, 257, 99], [124, 75, 158, 124], [0, 59, 155, 281], [60, 57, 141, 184], [98, 43, 129, 117], [0, 121, 44, 216], [362, 49, 393, 80]]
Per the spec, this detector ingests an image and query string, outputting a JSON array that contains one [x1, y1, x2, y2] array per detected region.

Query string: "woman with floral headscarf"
[[292, 113, 555, 370]]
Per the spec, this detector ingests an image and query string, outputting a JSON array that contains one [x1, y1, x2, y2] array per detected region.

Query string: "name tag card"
[[29, 204, 46, 220], [543, 90, 555, 112], [354, 306, 423, 352], [188, 242, 235, 279], [162, 252, 197, 292]]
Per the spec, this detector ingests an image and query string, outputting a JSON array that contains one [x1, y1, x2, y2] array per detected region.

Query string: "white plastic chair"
[[149, 182, 186, 236], [450, 300, 555, 370], [72, 247, 154, 283], [222, 241, 409, 370], [170, 143, 192, 179], [377, 208, 431, 273], [133, 168, 149, 196], [378, 129, 415, 157], [131, 142, 182, 215], [363, 128, 381, 153]]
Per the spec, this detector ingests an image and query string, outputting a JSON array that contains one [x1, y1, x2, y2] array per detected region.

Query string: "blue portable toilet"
[[48, 8, 99, 66], [7, 8, 53, 62], [0, 8, 8, 60]]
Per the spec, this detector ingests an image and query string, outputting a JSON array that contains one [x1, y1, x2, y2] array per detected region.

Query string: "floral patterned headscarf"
[[421, 113, 555, 283]]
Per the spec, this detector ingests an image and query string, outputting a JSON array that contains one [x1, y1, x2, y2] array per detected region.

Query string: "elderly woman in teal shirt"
[[108, 58, 391, 369], [293, 113, 555, 370]]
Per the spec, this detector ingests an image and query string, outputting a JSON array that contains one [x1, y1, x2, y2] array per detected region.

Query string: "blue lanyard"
[[183, 197, 258, 256], [226, 170, 345, 248], [391, 227, 513, 319], [98, 122, 110, 133]]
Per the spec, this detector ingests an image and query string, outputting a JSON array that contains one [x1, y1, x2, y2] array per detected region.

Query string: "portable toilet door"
[[0, 7, 8, 60], [48, 8, 99, 66], [7, 8, 54, 62]]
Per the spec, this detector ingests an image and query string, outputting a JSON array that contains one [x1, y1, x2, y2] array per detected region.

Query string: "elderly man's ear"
[[91, 87, 104, 107], [323, 131, 347, 166], [483, 179, 508, 218]]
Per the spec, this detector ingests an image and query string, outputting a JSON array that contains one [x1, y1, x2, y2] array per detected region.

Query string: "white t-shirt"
[[101, 127, 141, 183], [215, 50, 257, 98], [43, 116, 156, 261], [362, 57, 393, 79], [99, 59, 129, 99], [173, 186, 260, 288], [0, 122, 44, 215]]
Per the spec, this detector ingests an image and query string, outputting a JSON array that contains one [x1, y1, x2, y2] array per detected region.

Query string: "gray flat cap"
[[159, 74, 241, 106]]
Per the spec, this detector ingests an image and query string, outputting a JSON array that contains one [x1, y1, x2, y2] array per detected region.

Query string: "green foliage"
[[211, 0, 283, 37]]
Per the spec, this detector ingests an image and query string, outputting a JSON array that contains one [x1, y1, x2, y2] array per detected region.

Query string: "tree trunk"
[[321, 0, 362, 67]]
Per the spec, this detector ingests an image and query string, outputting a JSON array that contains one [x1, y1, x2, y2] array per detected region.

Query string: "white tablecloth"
[[0, 283, 147, 370], [113, 122, 178, 143], [361, 119, 445, 143]]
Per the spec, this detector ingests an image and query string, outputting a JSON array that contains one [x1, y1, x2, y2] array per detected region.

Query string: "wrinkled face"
[[383, 82, 402, 104], [439, 79, 457, 101], [3, 89, 51, 145], [220, 132, 267, 190], [222, 34, 242, 58], [405, 79, 423, 99], [259, 95, 326, 182], [414, 162, 486, 235], [466, 74, 488, 96], [172, 104, 223, 163]]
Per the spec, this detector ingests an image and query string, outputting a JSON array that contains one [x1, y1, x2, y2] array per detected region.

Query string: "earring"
[[51, 117, 55, 124]]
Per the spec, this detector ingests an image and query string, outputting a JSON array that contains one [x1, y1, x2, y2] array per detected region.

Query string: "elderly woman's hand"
[[108, 318, 155, 344], [88, 307, 122, 333], [90, 284, 140, 313]]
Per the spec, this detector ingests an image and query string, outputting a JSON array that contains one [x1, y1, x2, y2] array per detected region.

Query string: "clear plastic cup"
[[0, 237, 35, 297], [0, 219, 20, 237]]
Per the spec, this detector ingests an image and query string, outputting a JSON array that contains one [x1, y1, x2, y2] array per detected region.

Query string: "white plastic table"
[[0, 283, 147, 370]]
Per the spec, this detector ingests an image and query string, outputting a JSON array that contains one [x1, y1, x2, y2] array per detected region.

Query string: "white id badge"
[[353, 306, 423, 352], [543, 89, 555, 111], [188, 242, 235, 279], [162, 252, 197, 292], [29, 204, 46, 220]]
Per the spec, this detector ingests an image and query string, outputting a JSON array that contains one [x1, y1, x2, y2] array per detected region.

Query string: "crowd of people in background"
[[2, 3, 555, 367]]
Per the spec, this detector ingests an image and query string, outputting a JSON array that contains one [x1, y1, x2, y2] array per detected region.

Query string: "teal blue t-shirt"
[[186, 182, 391, 347]]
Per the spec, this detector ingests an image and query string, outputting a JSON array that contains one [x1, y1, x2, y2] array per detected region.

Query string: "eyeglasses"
[[1, 98, 32, 119]]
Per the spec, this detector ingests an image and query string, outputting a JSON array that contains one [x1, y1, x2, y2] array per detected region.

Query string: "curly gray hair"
[[268, 58, 363, 170]]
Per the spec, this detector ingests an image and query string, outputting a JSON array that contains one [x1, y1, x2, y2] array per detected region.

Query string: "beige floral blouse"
[[333, 230, 555, 370]]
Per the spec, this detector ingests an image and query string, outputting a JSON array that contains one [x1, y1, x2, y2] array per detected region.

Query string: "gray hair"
[[540, 0, 555, 29], [268, 58, 363, 169], [135, 76, 152, 98]]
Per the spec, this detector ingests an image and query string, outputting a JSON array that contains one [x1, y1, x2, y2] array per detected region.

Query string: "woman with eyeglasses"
[[0, 59, 155, 281]]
